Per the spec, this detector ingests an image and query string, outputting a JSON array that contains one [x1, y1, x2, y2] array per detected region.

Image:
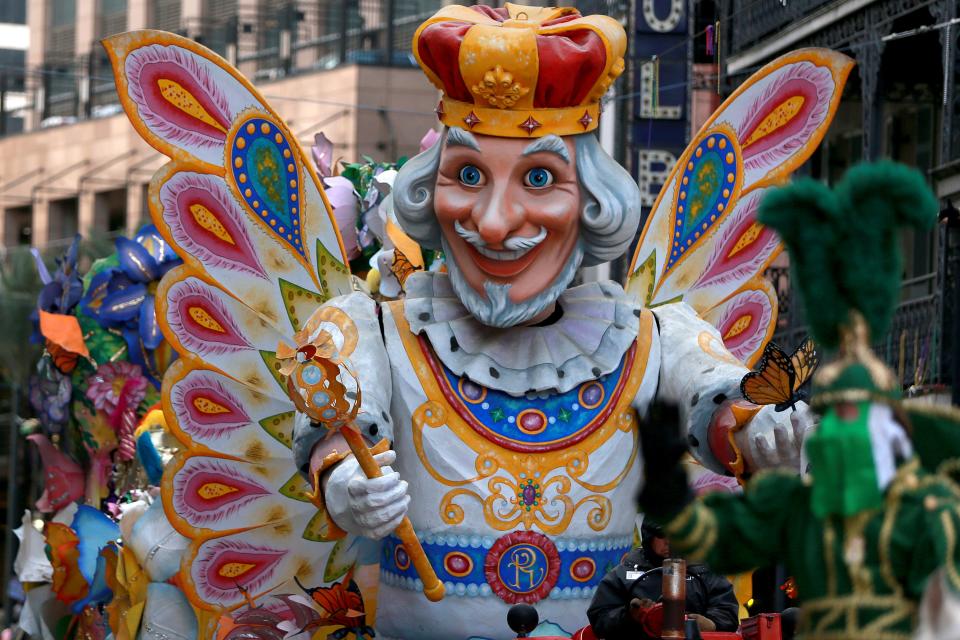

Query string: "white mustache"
[[453, 220, 547, 260]]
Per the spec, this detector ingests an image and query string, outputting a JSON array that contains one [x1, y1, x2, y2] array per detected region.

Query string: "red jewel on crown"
[[518, 116, 542, 135]]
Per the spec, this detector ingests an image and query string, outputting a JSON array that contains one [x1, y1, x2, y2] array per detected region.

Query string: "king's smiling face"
[[434, 129, 581, 306]]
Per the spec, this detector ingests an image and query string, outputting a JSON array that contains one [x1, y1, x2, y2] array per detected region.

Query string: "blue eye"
[[459, 164, 483, 187], [524, 167, 554, 189]]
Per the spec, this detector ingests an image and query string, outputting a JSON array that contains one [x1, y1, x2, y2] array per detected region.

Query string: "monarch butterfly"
[[740, 338, 818, 412], [46, 339, 80, 374], [391, 247, 422, 288]]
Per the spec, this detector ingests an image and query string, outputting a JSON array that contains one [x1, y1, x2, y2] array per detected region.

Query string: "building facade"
[[0, 0, 27, 136], [0, 0, 447, 252], [721, 0, 960, 400]]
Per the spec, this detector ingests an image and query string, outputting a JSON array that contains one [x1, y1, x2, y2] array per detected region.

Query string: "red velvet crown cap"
[[412, 3, 626, 137]]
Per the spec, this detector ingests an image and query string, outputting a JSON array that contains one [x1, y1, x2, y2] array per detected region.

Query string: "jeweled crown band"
[[438, 97, 602, 138]]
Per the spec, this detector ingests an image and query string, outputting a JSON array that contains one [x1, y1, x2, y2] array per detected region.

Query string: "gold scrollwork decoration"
[[397, 304, 657, 537], [575, 495, 612, 531], [414, 394, 638, 534], [475, 453, 501, 478], [440, 489, 473, 525]]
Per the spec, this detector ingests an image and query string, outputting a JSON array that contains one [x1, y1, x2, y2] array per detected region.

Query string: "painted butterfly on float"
[[741, 338, 819, 411], [626, 50, 853, 367]]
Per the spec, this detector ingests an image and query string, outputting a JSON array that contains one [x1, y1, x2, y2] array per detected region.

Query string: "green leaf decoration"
[[279, 471, 313, 503], [259, 411, 296, 449], [315, 238, 349, 296], [635, 250, 657, 306], [323, 538, 358, 582], [278, 278, 325, 333], [259, 350, 288, 394], [649, 294, 684, 309], [302, 509, 341, 542], [76, 254, 127, 368]]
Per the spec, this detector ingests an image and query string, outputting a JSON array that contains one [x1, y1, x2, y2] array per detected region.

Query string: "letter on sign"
[[643, 0, 684, 33]]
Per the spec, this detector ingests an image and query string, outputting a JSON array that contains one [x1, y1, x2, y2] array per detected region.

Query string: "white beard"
[[441, 236, 584, 328]]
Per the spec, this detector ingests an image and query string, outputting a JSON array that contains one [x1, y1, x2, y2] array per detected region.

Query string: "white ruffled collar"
[[403, 272, 641, 395]]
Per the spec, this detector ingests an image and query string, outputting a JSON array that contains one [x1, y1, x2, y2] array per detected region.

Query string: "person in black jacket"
[[587, 520, 740, 639]]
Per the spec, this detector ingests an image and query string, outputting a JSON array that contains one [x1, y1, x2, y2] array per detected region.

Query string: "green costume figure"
[[638, 161, 960, 640]]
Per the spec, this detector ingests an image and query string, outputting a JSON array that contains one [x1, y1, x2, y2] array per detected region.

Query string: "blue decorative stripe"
[[380, 533, 633, 599], [434, 343, 633, 450]]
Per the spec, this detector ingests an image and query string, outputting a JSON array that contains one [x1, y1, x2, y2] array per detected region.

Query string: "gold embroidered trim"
[[940, 508, 960, 591], [665, 502, 717, 562], [803, 593, 916, 639], [812, 390, 900, 407], [904, 400, 960, 423], [663, 501, 698, 537], [842, 510, 876, 595], [815, 311, 898, 395]]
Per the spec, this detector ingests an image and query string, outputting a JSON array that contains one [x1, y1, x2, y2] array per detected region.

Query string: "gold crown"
[[412, 3, 626, 137]]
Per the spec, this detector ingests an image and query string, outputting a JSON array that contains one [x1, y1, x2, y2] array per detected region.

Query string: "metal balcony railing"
[[728, 0, 835, 53], [768, 225, 960, 394]]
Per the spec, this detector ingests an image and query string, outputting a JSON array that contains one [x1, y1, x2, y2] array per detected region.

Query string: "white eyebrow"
[[445, 127, 481, 151], [522, 135, 570, 163]]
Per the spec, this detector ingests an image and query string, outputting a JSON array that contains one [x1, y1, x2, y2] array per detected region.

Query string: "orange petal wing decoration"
[[104, 28, 356, 615], [627, 49, 853, 366]]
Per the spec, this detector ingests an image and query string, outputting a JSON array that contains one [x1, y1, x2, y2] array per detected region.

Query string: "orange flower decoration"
[[46, 523, 89, 606]]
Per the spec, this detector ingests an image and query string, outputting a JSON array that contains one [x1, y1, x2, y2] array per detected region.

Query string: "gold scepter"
[[276, 309, 445, 602]]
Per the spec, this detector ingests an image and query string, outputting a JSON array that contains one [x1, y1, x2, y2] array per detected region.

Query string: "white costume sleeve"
[[650, 302, 750, 473], [916, 569, 960, 640], [292, 291, 393, 476]]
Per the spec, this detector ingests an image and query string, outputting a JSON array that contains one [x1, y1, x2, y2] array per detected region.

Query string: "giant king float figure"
[[104, 4, 853, 638]]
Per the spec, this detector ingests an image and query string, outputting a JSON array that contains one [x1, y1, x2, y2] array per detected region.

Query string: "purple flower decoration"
[[323, 175, 360, 259], [30, 234, 83, 344], [312, 132, 335, 178], [28, 357, 72, 435], [80, 225, 181, 386]]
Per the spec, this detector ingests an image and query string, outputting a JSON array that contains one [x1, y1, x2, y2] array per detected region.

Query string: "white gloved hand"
[[736, 402, 816, 472], [323, 450, 410, 539]]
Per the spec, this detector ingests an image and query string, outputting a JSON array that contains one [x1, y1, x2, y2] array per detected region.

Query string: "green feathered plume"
[[758, 161, 938, 350]]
